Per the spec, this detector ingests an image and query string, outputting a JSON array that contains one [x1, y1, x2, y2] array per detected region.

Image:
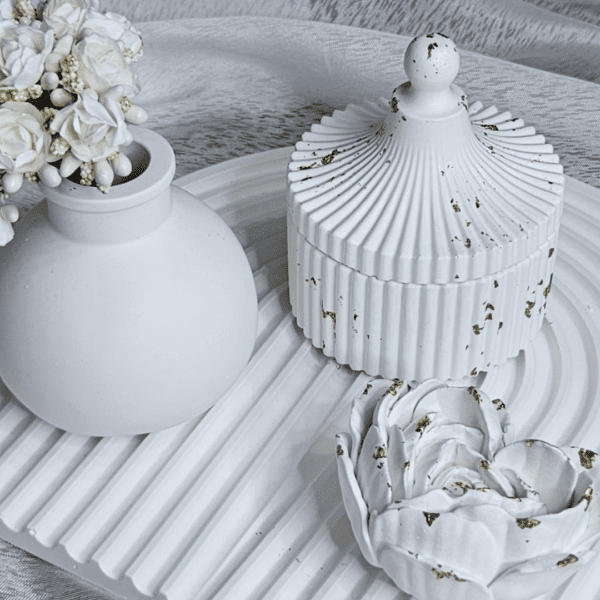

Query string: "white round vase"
[[0, 127, 258, 436]]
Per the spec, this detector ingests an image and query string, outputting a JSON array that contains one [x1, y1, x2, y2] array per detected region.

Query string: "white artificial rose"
[[336, 379, 600, 600], [0, 101, 50, 174], [50, 90, 129, 162], [42, 0, 88, 38], [72, 32, 139, 96], [83, 9, 143, 63], [0, 20, 54, 90]]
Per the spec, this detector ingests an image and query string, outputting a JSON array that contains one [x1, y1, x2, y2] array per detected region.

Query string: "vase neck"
[[46, 186, 172, 244], [42, 127, 176, 244]]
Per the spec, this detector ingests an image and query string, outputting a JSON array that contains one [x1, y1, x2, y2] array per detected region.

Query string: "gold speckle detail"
[[376, 123, 386, 136], [556, 554, 578, 568], [470, 367, 478, 376], [415, 415, 432, 436], [492, 398, 506, 410], [468, 386, 483, 404], [423, 512, 440, 526], [544, 274, 554, 298], [336, 444, 344, 456], [432, 568, 466, 582], [387, 379, 404, 396], [578, 487, 593, 510], [494, 280, 499, 288], [473, 324, 483, 335], [525, 300, 535, 318], [485, 313, 493, 321], [481, 123, 499, 131], [362, 383, 372, 395], [479, 459, 490, 470], [517, 518, 541, 529], [299, 162, 316, 170], [321, 308, 336, 325], [526, 440, 535, 447], [453, 481, 472, 494], [475, 198, 481, 208], [486, 303, 495, 311], [321, 149, 340, 165], [404, 461, 410, 470], [549, 247, 555, 258], [498, 321, 504, 330], [391, 97, 399, 113], [373, 446, 387, 460], [579, 448, 598, 469]]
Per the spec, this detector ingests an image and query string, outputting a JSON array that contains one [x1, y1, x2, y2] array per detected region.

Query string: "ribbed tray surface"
[[0, 147, 599, 600]]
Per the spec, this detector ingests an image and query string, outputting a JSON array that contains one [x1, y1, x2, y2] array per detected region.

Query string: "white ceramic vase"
[[0, 126, 258, 436]]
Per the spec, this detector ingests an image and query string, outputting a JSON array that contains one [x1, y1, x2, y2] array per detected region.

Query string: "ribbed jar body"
[[0, 127, 257, 436]]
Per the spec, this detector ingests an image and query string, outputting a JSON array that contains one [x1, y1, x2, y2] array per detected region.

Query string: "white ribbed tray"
[[0, 147, 599, 600]]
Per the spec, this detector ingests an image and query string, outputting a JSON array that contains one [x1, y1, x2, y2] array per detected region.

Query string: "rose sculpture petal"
[[336, 379, 600, 600]]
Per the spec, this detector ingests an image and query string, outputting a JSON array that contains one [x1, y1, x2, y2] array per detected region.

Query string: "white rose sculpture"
[[0, 0, 148, 244], [336, 379, 600, 600]]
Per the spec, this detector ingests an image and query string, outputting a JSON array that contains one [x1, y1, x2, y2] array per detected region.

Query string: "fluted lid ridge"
[[288, 33, 564, 285]]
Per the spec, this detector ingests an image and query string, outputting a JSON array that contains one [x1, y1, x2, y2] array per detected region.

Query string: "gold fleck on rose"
[[479, 458, 490, 470], [423, 512, 440, 526], [373, 445, 387, 459], [556, 554, 578, 568], [517, 518, 541, 529], [579, 448, 598, 469], [415, 415, 431, 436], [387, 379, 404, 396]]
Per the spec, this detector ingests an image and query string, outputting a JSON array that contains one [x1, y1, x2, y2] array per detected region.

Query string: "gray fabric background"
[[2, 1, 600, 598]]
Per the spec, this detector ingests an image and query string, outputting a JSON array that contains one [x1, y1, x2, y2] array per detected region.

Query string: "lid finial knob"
[[398, 33, 462, 118]]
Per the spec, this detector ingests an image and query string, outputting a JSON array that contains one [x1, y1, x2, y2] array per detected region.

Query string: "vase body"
[[0, 127, 258, 436]]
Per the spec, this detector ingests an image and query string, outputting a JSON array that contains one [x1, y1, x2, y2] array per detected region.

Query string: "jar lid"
[[287, 33, 564, 285]]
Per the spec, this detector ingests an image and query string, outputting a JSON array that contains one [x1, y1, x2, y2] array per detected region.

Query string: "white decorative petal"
[[335, 432, 379, 566], [348, 380, 384, 465], [355, 424, 392, 514], [495, 440, 578, 513], [371, 506, 501, 584], [490, 549, 595, 600], [379, 544, 493, 600]]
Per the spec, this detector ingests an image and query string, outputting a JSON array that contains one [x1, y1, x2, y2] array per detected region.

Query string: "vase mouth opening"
[[43, 126, 176, 213]]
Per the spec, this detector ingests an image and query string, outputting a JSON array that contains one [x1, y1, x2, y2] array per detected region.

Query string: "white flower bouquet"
[[336, 379, 600, 600], [0, 0, 146, 244]]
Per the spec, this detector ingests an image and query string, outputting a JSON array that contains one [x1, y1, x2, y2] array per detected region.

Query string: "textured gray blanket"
[[2, 1, 600, 598]]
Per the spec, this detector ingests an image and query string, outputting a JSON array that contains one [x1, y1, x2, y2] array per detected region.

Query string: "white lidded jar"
[[287, 34, 564, 381], [0, 126, 258, 436]]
